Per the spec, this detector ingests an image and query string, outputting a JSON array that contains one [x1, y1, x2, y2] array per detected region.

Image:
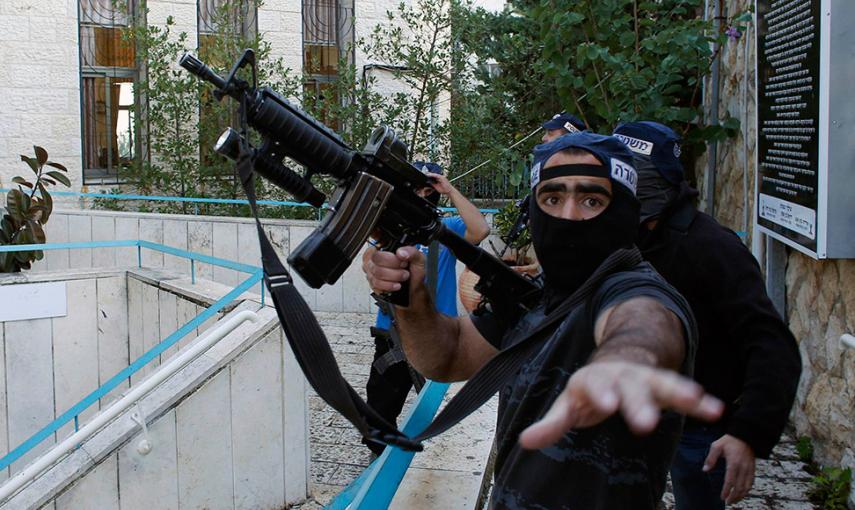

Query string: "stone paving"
[[289, 312, 817, 510]]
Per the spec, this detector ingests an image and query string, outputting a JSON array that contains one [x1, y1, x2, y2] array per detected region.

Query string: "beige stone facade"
[[0, 0, 422, 198], [697, 0, 855, 503], [0, 0, 83, 196]]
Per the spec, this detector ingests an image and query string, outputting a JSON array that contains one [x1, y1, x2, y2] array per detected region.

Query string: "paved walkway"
[[289, 312, 816, 510]]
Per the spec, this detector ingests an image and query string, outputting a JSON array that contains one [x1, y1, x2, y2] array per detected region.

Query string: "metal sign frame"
[[756, 0, 855, 259]]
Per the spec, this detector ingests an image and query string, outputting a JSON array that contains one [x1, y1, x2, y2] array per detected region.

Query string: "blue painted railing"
[[327, 381, 450, 509], [0, 189, 500, 214], [0, 240, 263, 472]]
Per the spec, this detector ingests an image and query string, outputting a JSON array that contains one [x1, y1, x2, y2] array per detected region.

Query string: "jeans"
[[670, 426, 728, 510]]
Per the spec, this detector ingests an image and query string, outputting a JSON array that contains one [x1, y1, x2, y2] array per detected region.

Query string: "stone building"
[[0, 0, 446, 193], [696, 0, 855, 505]]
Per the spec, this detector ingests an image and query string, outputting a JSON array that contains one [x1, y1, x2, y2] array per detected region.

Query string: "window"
[[302, 0, 354, 127], [198, 0, 257, 60], [80, 0, 139, 184], [197, 0, 257, 174]]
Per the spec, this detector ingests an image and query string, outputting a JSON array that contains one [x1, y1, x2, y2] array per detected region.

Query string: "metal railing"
[[0, 310, 260, 503], [0, 189, 500, 215], [327, 381, 450, 509], [0, 240, 264, 487]]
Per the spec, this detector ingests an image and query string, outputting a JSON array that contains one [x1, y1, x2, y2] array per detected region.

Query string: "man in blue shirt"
[[365, 162, 490, 456]]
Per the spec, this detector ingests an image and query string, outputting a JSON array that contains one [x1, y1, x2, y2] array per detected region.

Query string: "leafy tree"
[[106, 0, 478, 217], [450, 0, 744, 197], [357, 0, 472, 162], [116, 0, 306, 217]]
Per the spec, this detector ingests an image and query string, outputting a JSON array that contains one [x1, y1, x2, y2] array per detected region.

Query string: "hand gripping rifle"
[[181, 49, 542, 451]]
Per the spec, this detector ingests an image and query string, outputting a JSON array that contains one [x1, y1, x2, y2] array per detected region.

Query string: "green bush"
[[797, 435, 815, 465], [0, 146, 71, 272], [808, 466, 851, 510]]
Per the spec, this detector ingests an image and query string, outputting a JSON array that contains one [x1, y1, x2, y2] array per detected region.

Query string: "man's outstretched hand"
[[518, 360, 724, 449]]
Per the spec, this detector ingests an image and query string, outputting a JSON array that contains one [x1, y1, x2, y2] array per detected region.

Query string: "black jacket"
[[638, 184, 801, 458]]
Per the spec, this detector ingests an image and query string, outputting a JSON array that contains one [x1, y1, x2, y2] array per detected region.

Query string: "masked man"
[[614, 121, 801, 509], [362, 133, 722, 508]]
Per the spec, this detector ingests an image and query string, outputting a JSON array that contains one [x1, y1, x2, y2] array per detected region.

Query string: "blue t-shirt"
[[375, 216, 467, 330]]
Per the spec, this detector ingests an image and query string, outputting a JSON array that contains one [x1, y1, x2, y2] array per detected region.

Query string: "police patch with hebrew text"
[[610, 158, 638, 195], [613, 134, 653, 156]]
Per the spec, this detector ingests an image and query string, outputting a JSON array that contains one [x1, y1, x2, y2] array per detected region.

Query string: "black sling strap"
[[235, 147, 643, 451], [373, 299, 426, 393]]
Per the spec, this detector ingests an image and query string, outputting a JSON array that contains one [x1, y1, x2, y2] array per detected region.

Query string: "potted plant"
[[0, 146, 71, 272], [458, 198, 538, 312], [491, 198, 536, 270]]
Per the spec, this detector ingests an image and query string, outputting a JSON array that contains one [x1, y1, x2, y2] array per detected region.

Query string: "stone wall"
[[0, 0, 420, 200], [786, 254, 855, 484], [0, 0, 82, 197], [697, 0, 855, 502], [259, 0, 302, 77], [694, 0, 756, 239]]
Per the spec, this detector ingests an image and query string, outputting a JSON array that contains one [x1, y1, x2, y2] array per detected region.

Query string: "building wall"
[[694, 0, 756, 239], [0, 0, 83, 199], [0, 288, 308, 509], [0, 269, 224, 478], [0, 0, 418, 199], [37, 207, 480, 314], [696, 0, 855, 500], [40, 208, 381, 313], [259, 0, 303, 76]]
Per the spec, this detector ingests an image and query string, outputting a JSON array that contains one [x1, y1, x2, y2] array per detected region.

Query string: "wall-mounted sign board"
[[756, 0, 855, 259], [0, 282, 68, 322]]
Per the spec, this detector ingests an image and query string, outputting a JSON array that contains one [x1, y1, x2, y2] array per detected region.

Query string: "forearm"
[[447, 189, 489, 242], [592, 297, 686, 371], [394, 283, 464, 381]]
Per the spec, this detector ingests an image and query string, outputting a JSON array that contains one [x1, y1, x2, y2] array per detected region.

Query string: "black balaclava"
[[423, 188, 441, 207], [634, 153, 680, 223], [612, 121, 684, 224], [528, 133, 640, 305]]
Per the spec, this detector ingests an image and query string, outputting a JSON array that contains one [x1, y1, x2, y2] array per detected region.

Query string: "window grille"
[[302, 0, 354, 127], [79, 0, 139, 184]]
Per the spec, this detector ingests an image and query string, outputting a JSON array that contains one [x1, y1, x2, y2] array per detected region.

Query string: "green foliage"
[[106, 0, 469, 218], [808, 466, 851, 510], [0, 146, 71, 272], [116, 0, 305, 217], [797, 435, 815, 465], [491, 200, 531, 263], [451, 0, 751, 193], [93, 187, 127, 211], [358, 0, 470, 162], [796, 435, 852, 508]]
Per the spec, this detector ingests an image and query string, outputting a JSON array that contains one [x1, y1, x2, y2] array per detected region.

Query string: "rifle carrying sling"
[[235, 145, 643, 451]]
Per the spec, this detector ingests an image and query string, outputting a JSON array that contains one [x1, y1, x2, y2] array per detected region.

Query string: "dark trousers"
[[670, 426, 727, 510], [364, 330, 413, 456]]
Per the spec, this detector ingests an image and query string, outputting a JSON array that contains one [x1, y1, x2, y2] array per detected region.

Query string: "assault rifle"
[[180, 49, 548, 452], [180, 49, 541, 315]]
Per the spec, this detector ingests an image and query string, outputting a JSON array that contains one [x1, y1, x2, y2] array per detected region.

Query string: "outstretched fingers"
[[615, 375, 659, 435], [518, 363, 724, 450], [644, 369, 724, 421], [518, 367, 619, 450]]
